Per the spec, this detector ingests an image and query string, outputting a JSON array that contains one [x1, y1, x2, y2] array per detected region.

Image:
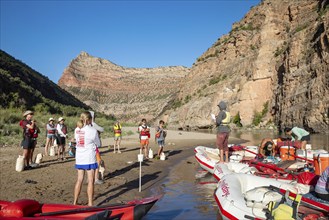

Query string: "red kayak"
[[0, 195, 161, 219]]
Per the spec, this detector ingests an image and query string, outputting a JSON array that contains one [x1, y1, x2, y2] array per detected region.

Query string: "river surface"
[[144, 159, 219, 220], [144, 130, 328, 220]]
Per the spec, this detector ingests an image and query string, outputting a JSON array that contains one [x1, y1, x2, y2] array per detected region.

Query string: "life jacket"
[[114, 124, 122, 134], [19, 119, 31, 137], [266, 190, 302, 220], [221, 111, 231, 125], [140, 128, 150, 137], [30, 127, 39, 138], [61, 124, 67, 135], [47, 123, 56, 134], [155, 126, 161, 138]]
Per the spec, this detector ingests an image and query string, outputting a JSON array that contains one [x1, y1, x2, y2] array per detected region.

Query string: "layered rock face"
[[58, 52, 189, 122], [163, 0, 329, 133], [59, 0, 328, 133]]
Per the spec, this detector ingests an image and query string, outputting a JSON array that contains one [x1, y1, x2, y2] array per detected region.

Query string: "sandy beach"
[[0, 127, 244, 207]]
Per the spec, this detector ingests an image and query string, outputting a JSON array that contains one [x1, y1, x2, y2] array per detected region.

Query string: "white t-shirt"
[[138, 125, 150, 140], [74, 125, 100, 165]]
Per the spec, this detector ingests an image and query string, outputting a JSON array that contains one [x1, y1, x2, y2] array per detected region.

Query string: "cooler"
[[295, 149, 313, 162], [280, 146, 295, 161], [313, 153, 329, 175]]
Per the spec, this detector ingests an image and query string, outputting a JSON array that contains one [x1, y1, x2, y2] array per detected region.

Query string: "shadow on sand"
[[96, 171, 162, 206]]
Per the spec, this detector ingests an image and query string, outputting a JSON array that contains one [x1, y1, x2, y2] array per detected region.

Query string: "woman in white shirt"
[[73, 111, 100, 206]]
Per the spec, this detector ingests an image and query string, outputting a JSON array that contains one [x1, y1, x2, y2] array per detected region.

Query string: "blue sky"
[[1, 0, 260, 83]]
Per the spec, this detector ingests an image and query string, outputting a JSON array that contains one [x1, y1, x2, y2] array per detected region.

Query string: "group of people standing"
[[19, 109, 168, 206], [138, 118, 167, 160], [44, 117, 68, 160]]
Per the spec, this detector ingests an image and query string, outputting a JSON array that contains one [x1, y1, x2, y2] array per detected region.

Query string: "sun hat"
[[49, 118, 54, 122], [58, 117, 65, 122], [23, 110, 34, 117]]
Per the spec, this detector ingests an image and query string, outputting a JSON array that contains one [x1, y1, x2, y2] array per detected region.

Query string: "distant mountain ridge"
[[0, 50, 89, 111], [58, 51, 189, 122]]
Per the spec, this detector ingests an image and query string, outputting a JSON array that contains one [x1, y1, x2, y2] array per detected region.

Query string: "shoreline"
[[0, 127, 245, 207]]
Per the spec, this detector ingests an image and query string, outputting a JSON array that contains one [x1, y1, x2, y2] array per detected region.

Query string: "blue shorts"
[[157, 140, 165, 147], [47, 134, 55, 139], [75, 163, 98, 170]]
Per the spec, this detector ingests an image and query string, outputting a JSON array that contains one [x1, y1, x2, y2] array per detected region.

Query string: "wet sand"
[[0, 127, 243, 207]]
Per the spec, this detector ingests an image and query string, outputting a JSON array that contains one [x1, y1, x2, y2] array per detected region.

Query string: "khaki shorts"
[[114, 136, 122, 141]]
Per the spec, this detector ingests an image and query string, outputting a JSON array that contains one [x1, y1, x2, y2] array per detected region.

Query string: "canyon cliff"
[[59, 0, 329, 133], [164, 0, 329, 133]]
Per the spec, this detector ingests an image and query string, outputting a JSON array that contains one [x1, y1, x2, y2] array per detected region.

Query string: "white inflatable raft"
[[214, 173, 310, 220], [195, 148, 220, 173], [194, 145, 254, 174], [213, 162, 257, 181]]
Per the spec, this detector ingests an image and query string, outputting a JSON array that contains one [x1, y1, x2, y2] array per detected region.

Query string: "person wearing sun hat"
[[45, 117, 57, 156], [19, 110, 34, 170], [56, 117, 68, 160]]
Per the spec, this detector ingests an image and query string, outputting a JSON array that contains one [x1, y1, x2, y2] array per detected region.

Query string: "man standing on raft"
[[215, 101, 231, 162]]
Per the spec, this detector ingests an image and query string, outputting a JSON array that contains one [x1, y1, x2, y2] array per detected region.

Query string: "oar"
[[286, 153, 314, 164], [36, 203, 130, 217], [233, 145, 262, 158], [268, 185, 329, 212], [250, 161, 292, 174]]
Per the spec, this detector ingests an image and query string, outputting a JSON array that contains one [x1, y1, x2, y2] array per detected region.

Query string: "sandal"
[[24, 166, 32, 170]]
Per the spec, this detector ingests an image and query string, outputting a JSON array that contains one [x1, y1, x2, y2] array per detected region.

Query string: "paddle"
[[268, 185, 329, 212], [232, 145, 263, 158], [36, 203, 130, 217], [250, 161, 293, 175], [286, 153, 314, 164]]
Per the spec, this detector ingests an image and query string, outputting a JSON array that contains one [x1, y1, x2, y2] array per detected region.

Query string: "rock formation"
[[58, 52, 189, 122], [163, 0, 329, 133], [59, 0, 329, 133]]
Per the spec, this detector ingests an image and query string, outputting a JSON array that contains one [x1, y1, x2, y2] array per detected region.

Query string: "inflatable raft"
[[0, 195, 160, 219], [194, 145, 256, 173], [195, 146, 221, 173], [213, 173, 328, 220]]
